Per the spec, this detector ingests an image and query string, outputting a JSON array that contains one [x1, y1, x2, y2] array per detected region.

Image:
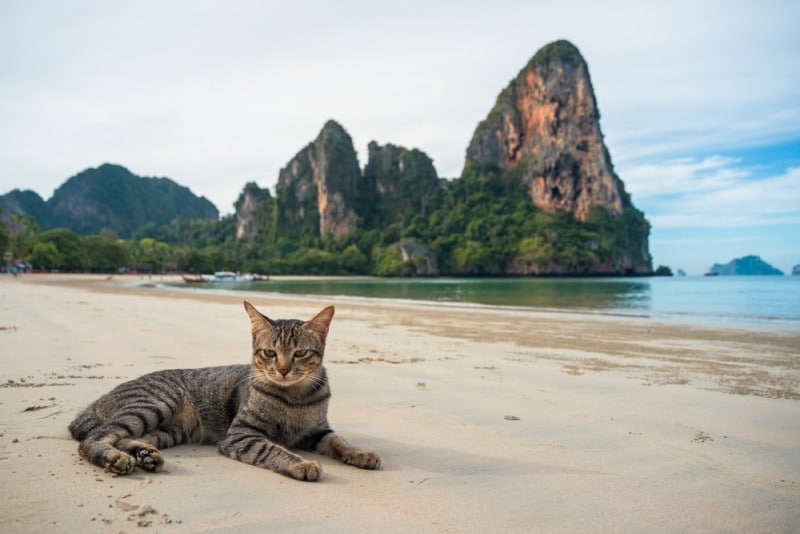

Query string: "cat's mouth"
[[266, 371, 304, 387], [252, 364, 303, 387]]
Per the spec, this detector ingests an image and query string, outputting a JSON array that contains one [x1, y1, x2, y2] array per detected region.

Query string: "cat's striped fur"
[[68, 301, 380, 481]]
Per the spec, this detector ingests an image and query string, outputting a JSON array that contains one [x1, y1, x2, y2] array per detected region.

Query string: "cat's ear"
[[304, 305, 335, 342], [243, 301, 273, 334]]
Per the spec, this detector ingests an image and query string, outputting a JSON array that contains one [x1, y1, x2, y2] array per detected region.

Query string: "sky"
[[1, 1, 798, 275]]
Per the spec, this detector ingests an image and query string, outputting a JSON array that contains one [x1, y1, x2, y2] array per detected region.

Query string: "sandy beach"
[[1, 273, 798, 533]]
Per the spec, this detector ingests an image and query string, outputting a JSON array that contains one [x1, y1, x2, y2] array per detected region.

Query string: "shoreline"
[[8, 273, 800, 399], [1, 273, 799, 532], [120, 272, 800, 328]]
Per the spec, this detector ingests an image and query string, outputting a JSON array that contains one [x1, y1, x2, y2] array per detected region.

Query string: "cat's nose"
[[277, 367, 291, 377]]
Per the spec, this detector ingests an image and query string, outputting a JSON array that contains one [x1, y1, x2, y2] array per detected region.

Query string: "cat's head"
[[243, 301, 334, 387]]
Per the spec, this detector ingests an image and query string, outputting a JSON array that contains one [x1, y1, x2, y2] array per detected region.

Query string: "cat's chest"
[[241, 387, 328, 445]]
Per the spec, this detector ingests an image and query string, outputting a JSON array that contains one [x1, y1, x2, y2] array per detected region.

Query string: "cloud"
[[627, 158, 800, 228], [621, 156, 748, 199]]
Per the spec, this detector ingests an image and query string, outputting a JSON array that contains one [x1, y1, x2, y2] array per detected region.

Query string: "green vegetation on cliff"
[[2, 139, 650, 277], [2, 153, 650, 277], [528, 39, 584, 68], [0, 164, 218, 238], [348, 161, 649, 276]]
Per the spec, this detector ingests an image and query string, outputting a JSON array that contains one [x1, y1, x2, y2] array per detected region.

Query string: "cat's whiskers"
[[299, 372, 327, 390], [240, 369, 270, 389], [232, 373, 254, 391]]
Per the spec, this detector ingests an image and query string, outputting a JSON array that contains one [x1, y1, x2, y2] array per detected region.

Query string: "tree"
[[133, 237, 172, 273], [36, 228, 89, 271], [84, 233, 131, 272], [179, 247, 221, 274], [0, 217, 9, 257], [6, 212, 39, 262], [29, 242, 63, 271]]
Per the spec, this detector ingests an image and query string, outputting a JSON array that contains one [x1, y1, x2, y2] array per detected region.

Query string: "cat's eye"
[[293, 349, 311, 360], [257, 349, 277, 360]]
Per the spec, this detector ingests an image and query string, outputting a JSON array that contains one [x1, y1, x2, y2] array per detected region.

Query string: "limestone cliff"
[[0, 163, 218, 238], [274, 120, 360, 240], [0, 189, 49, 226], [398, 239, 439, 276], [361, 142, 440, 225], [229, 41, 651, 276], [466, 40, 623, 222], [235, 182, 273, 240]]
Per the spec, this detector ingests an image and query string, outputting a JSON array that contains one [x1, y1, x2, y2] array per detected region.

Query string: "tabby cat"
[[68, 301, 380, 481]]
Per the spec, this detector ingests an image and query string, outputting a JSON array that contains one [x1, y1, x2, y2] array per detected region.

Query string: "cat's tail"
[[68, 407, 101, 441]]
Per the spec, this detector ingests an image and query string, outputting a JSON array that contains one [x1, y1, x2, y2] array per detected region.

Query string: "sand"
[[1, 273, 798, 533]]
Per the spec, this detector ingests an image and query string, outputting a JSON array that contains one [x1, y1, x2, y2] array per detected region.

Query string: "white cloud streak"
[[628, 161, 800, 228]]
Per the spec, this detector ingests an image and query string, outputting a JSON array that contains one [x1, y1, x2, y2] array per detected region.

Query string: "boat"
[[181, 271, 269, 284]]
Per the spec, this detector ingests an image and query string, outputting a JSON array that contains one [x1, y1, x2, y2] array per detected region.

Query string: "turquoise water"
[[176, 276, 800, 326]]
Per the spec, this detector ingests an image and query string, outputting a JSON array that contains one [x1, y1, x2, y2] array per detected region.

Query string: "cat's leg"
[[114, 436, 164, 472], [299, 430, 381, 469], [218, 429, 321, 481], [113, 424, 192, 472], [78, 424, 139, 475], [76, 402, 179, 475]]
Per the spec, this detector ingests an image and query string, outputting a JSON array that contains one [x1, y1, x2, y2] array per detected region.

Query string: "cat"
[[68, 301, 380, 481]]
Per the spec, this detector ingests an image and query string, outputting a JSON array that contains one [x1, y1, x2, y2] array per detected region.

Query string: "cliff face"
[[0, 164, 218, 237], [466, 40, 623, 223], [362, 142, 440, 225], [274, 120, 360, 240], [235, 182, 273, 240], [0, 189, 49, 226], [231, 41, 651, 276]]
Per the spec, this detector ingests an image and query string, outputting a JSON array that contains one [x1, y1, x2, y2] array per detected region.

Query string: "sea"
[[172, 276, 800, 328]]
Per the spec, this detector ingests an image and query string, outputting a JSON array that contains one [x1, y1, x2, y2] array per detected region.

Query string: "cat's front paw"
[[102, 450, 136, 475], [342, 450, 381, 470], [135, 446, 164, 472], [286, 460, 322, 481]]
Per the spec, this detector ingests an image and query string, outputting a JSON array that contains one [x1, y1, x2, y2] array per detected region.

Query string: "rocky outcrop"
[[463, 40, 652, 275], [466, 40, 624, 223], [275, 120, 360, 240], [362, 142, 440, 225], [707, 255, 784, 276], [0, 189, 49, 226], [235, 182, 273, 240], [398, 239, 439, 276], [270, 127, 441, 242], [793, 264, 800, 276], [1, 164, 218, 237]]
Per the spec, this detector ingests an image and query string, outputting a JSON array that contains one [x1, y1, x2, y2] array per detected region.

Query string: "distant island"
[[705, 255, 784, 276], [793, 264, 800, 276]]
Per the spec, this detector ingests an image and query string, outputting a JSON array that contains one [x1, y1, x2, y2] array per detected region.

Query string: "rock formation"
[[274, 120, 360, 240], [706, 255, 784, 276], [235, 182, 273, 240], [0, 163, 218, 237], [361, 142, 440, 225], [398, 239, 439, 276], [466, 40, 624, 223], [0, 189, 49, 226]]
